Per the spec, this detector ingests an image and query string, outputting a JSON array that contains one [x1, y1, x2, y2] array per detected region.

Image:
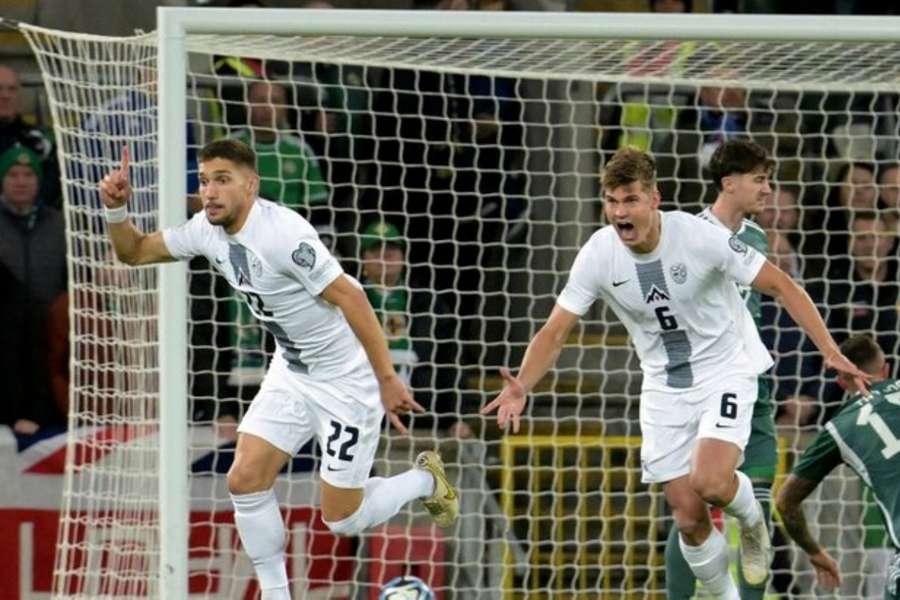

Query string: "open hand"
[[379, 373, 424, 435], [99, 146, 131, 209], [809, 549, 841, 591], [480, 367, 527, 433]]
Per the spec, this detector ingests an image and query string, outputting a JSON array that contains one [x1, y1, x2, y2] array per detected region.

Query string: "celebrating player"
[[481, 146, 869, 599], [99, 139, 459, 600], [665, 139, 779, 599], [777, 334, 900, 598]]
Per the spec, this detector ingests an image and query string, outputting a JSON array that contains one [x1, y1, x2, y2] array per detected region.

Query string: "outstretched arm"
[[99, 147, 175, 266], [751, 260, 869, 392], [480, 304, 580, 433], [320, 274, 422, 434], [776, 474, 842, 590]]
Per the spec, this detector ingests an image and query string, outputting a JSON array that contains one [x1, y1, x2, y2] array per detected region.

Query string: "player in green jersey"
[[666, 138, 778, 598], [777, 334, 900, 598]]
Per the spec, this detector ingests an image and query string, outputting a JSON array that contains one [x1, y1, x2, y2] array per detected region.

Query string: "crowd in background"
[[2, 0, 899, 434]]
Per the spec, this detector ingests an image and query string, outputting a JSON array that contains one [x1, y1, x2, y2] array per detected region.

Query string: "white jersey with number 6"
[[557, 210, 773, 391], [162, 198, 369, 380]]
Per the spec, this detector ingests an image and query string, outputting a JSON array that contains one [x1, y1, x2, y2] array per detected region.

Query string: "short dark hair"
[[849, 210, 886, 230], [602, 146, 657, 192], [839, 334, 884, 375], [878, 161, 900, 182], [198, 139, 257, 172], [709, 139, 774, 191]]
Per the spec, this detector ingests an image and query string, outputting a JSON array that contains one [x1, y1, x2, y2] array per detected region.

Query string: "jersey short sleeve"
[[161, 211, 210, 261], [270, 215, 343, 296], [792, 429, 844, 483], [557, 234, 604, 316], [701, 221, 767, 287]]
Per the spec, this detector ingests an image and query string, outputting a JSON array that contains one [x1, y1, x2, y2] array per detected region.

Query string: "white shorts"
[[237, 355, 384, 489], [639, 372, 758, 484]]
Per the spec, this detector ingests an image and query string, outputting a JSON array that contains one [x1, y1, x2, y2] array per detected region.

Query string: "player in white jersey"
[[481, 146, 869, 599], [99, 140, 459, 600]]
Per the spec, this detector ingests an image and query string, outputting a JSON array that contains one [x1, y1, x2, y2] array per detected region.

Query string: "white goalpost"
[[17, 7, 900, 599]]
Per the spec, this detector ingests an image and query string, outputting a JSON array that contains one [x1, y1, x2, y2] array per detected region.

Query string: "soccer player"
[[664, 140, 778, 599], [481, 146, 869, 599], [777, 334, 900, 599], [99, 140, 459, 600]]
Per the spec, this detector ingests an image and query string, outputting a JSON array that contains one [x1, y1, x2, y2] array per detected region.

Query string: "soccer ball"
[[378, 575, 436, 600]]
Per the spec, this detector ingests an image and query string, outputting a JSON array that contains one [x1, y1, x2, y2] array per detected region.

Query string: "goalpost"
[[17, 7, 900, 599]]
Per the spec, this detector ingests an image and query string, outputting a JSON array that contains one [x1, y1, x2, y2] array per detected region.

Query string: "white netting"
[[21, 15, 900, 599]]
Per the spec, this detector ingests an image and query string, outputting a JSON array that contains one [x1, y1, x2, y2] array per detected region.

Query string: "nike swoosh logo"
[[612, 279, 629, 287], [715, 423, 734, 429], [326, 465, 347, 472]]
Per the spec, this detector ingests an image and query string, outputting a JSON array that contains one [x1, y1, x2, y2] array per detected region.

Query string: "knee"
[[689, 471, 733, 506], [227, 462, 274, 495], [674, 509, 711, 544]]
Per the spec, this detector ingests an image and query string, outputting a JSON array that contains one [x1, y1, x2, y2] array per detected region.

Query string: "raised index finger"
[[120, 145, 130, 176]]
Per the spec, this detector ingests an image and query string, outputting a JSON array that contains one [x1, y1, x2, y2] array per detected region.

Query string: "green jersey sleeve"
[[792, 429, 844, 483]]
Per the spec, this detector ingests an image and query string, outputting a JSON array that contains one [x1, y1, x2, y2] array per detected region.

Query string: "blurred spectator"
[[231, 80, 328, 221], [0, 64, 61, 209], [757, 187, 817, 422], [208, 0, 286, 129], [878, 161, 900, 230], [669, 82, 750, 208], [756, 185, 805, 278], [359, 221, 471, 437], [0, 144, 66, 433], [598, 0, 693, 198], [816, 161, 880, 267], [808, 211, 899, 420]]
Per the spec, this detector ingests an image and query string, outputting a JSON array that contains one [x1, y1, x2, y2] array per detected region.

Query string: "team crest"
[[282, 160, 298, 176], [728, 235, 748, 254], [291, 242, 316, 270], [645, 284, 670, 303], [670, 263, 688, 284]]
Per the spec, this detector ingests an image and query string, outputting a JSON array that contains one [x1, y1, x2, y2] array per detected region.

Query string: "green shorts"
[[740, 400, 777, 483]]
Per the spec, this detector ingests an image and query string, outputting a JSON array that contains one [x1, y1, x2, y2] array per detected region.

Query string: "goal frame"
[[155, 7, 900, 597]]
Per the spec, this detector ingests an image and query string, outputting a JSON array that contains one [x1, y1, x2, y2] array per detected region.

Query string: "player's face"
[[725, 165, 771, 216], [197, 158, 257, 229], [603, 181, 661, 252]]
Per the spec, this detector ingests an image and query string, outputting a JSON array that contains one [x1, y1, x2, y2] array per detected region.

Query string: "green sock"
[[665, 523, 697, 600], [737, 486, 772, 600]]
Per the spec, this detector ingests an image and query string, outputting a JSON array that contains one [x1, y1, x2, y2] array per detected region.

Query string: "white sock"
[[723, 470, 762, 528], [325, 469, 434, 536], [679, 528, 740, 599], [230, 489, 289, 593], [260, 587, 291, 600]]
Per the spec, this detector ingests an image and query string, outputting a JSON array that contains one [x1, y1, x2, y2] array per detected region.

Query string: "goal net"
[[20, 10, 900, 599]]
